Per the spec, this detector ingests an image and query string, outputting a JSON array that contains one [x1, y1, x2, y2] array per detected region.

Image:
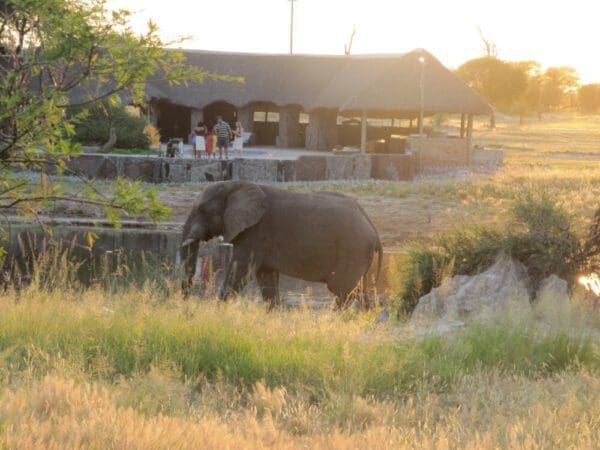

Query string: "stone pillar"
[[305, 109, 338, 151], [360, 110, 367, 152], [189, 108, 204, 144], [190, 108, 204, 130], [276, 105, 302, 148], [237, 104, 255, 133]]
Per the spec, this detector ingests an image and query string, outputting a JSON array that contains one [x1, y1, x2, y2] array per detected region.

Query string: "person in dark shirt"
[[213, 115, 232, 160]]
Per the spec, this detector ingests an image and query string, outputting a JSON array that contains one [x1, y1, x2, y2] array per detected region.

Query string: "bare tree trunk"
[[101, 127, 117, 153]]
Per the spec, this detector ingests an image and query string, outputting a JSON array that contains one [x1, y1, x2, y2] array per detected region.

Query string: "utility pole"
[[289, 0, 297, 54], [418, 54, 425, 136]]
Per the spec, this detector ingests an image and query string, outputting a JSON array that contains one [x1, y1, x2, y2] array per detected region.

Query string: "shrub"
[[73, 102, 150, 149], [394, 194, 595, 316]]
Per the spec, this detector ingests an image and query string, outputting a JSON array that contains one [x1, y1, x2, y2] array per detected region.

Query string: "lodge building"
[[144, 49, 492, 151]]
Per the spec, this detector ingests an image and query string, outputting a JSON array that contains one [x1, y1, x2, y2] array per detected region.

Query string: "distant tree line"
[[456, 56, 600, 120]]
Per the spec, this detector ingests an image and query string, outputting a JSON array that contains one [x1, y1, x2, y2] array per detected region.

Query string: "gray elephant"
[[181, 181, 382, 308]]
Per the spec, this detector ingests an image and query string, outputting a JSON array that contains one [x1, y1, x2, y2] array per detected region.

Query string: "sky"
[[109, 0, 600, 83]]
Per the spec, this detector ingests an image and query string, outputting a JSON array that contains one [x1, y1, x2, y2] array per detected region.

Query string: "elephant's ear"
[[223, 183, 266, 242]]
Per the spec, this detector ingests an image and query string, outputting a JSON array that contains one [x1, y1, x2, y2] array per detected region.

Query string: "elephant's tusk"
[[181, 238, 197, 248]]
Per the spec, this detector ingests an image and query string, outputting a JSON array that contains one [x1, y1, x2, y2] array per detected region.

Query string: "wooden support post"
[[360, 110, 367, 152], [466, 114, 474, 165], [460, 113, 466, 138]]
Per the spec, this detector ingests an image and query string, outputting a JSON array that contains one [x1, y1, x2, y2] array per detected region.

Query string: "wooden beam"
[[466, 114, 474, 165], [360, 110, 367, 152], [460, 113, 466, 138]]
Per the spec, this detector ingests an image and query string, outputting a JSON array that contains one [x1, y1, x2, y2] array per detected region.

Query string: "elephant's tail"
[[374, 238, 383, 285]]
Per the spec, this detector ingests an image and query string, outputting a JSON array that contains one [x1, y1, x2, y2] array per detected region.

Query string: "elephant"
[[181, 181, 382, 309]]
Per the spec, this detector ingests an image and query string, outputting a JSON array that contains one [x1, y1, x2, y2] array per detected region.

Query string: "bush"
[[73, 103, 150, 149], [394, 194, 596, 316]]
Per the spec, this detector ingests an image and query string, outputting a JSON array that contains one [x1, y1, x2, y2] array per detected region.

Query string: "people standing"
[[233, 121, 244, 158], [213, 115, 232, 160], [193, 122, 206, 159], [205, 124, 214, 160]]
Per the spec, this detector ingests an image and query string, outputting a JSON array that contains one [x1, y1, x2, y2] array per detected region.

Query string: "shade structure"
[[144, 48, 493, 117]]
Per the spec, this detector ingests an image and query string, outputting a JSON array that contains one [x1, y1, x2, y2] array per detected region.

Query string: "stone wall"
[[370, 154, 415, 181], [67, 155, 227, 183], [231, 159, 279, 182], [67, 149, 504, 184], [407, 137, 469, 172]]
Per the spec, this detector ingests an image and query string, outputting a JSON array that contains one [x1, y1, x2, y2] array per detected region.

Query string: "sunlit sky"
[[109, 0, 600, 83]]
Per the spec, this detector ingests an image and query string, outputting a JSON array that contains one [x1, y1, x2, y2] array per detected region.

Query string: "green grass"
[[0, 290, 597, 398]]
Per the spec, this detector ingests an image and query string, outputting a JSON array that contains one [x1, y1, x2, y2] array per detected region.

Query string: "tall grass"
[[0, 290, 597, 396], [1, 370, 598, 449], [0, 289, 598, 448]]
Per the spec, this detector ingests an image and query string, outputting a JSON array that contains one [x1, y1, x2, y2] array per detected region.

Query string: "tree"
[[344, 25, 356, 56], [477, 26, 498, 58], [540, 66, 579, 112], [510, 61, 543, 123], [0, 0, 224, 223], [456, 56, 528, 111], [72, 100, 150, 151], [578, 83, 600, 113]]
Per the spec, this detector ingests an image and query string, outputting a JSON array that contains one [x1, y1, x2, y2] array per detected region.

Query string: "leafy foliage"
[[72, 101, 150, 149], [578, 83, 600, 113], [456, 56, 580, 116], [0, 0, 224, 223], [456, 56, 529, 111]]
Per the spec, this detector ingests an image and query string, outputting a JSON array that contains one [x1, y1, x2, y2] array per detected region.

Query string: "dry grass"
[[1, 369, 598, 449], [0, 288, 598, 448]]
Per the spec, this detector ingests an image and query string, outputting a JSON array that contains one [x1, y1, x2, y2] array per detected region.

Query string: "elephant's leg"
[[326, 257, 368, 310], [256, 267, 280, 310], [221, 248, 252, 300]]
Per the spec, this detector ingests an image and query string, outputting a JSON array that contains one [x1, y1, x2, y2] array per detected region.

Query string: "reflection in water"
[[2, 225, 181, 288]]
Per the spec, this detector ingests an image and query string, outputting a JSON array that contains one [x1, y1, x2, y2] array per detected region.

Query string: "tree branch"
[[0, 195, 123, 209]]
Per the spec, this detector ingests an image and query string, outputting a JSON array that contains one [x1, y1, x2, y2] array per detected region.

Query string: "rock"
[[411, 256, 531, 325], [231, 159, 278, 182], [277, 160, 297, 182], [295, 156, 327, 181], [534, 275, 571, 320], [371, 154, 415, 181], [326, 156, 354, 180], [351, 154, 372, 179], [122, 157, 156, 182], [190, 161, 225, 182]]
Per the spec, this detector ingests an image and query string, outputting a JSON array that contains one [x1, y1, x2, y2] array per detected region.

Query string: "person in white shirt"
[[232, 121, 244, 158]]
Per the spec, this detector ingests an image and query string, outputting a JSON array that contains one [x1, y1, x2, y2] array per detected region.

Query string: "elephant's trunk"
[[181, 215, 207, 297], [181, 238, 200, 298]]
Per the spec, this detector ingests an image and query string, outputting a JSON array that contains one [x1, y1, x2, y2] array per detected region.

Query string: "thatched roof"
[[146, 49, 492, 116]]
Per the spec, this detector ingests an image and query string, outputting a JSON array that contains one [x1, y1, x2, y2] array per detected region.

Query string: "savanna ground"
[[1, 113, 599, 448]]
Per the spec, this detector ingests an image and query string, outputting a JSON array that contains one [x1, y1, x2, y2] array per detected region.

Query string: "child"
[[194, 123, 206, 159], [233, 121, 244, 157], [205, 127, 214, 159]]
